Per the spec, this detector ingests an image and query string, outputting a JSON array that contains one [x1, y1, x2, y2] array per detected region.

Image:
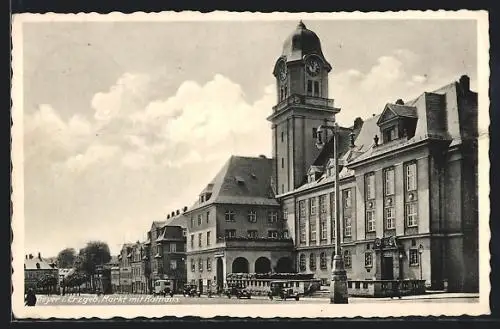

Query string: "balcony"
[[271, 94, 337, 114]]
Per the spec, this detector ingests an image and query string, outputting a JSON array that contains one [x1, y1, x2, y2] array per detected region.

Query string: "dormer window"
[[307, 165, 324, 183], [377, 102, 418, 143], [383, 126, 398, 143]]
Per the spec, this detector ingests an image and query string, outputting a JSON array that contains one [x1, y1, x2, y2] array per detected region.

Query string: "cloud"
[[330, 48, 462, 125], [65, 144, 120, 173]]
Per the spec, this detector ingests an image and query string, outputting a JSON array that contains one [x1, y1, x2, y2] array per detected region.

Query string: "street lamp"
[[398, 250, 404, 280], [316, 119, 348, 304], [418, 244, 424, 281]]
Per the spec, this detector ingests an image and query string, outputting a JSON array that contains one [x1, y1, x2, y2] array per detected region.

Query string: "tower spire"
[[298, 20, 306, 29]]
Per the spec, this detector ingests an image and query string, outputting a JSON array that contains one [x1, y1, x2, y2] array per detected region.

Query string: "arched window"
[[309, 253, 316, 270], [299, 254, 306, 271], [320, 252, 327, 269], [344, 250, 352, 268]]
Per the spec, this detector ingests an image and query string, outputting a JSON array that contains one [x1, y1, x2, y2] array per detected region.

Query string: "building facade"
[[182, 21, 479, 294], [117, 243, 133, 293], [185, 156, 295, 293], [273, 22, 478, 292], [24, 252, 59, 294]]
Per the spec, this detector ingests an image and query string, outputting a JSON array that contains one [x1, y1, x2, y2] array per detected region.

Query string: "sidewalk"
[[305, 291, 479, 302]]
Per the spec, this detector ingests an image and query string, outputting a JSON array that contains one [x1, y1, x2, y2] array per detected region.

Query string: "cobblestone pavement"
[[34, 293, 479, 306]]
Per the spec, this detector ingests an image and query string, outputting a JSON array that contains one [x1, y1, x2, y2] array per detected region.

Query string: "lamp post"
[[398, 251, 404, 280], [316, 119, 348, 304], [418, 244, 424, 281]]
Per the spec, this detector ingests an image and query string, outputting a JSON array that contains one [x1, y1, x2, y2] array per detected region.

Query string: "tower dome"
[[281, 21, 332, 70]]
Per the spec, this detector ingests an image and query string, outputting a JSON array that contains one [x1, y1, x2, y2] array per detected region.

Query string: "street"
[[34, 293, 479, 306]]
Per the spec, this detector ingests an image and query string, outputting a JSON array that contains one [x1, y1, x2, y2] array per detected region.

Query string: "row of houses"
[[112, 214, 187, 294]]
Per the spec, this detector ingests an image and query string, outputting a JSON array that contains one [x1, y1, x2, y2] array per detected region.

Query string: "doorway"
[[382, 256, 394, 280], [198, 279, 203, 294], [216, 258, 224, 289]]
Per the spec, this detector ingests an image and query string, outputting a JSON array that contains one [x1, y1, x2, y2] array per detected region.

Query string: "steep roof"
[[188, 156, 278, 212], [312, 126, 355, 167], [164, 213, 187, 228], [24, 255, 56, 270]]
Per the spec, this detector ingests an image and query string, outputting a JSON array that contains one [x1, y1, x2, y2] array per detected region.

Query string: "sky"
[[21, 18, 478, 257]]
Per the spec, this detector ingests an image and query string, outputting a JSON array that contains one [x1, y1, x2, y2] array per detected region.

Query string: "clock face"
[[306, 58, 321, 76], [278, 62, 287, 81]]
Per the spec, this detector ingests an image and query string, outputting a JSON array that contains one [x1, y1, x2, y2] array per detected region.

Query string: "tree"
[[37, 274, 58, 295], [78, 241, 111, 292], [57, 248, 76, 268]]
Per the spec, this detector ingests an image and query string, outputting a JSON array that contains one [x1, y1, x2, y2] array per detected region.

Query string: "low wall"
[[347, 279, 426, 297]]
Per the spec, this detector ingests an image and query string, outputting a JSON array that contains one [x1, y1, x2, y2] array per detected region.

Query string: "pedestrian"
[[25, 288, 37, 306]]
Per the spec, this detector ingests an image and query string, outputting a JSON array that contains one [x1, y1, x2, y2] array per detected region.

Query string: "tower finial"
[[298, 20, 306, 29]]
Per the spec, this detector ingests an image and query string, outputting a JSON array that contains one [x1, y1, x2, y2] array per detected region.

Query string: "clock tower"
[[268, 21, 340, 194]]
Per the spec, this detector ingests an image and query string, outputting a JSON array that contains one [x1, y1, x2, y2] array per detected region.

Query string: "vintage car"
[[153, 279, 175, 297], [182, 284, 201, 297], [224, 283, 251, 299], [268, 280, 301, 301]]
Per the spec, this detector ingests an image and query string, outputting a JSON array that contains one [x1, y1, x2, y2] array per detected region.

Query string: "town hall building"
[[185, 21, 479, 294]]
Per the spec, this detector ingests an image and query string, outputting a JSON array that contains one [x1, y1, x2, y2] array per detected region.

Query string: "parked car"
[[268, 280, 301, 301], [182, 284, 200, 297], [153, 279, 174, 297], [225, 283, 251, 299]]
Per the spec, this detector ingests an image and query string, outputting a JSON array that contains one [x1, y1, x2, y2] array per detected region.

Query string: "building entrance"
[[381, 256, 394, 280]]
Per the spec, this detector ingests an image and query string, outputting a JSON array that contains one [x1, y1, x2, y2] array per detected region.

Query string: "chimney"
[[176, 209, 180, 215], [395, 99, 404, 105], [459, 75, 470, 93], [353, 117, 363, 131], [183, 206, 188, 213], [374, 135, 379, 146], [167, 214, 170, 219], [171, 211, 175, 217], [38, 252, 42, 260], [29, 254, 33, 259]]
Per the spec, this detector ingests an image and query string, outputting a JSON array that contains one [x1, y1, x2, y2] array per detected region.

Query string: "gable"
[[377, 105, 398, 125]]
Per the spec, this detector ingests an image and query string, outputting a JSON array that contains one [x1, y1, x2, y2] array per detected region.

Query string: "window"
[[191, 259, 195, 272], [406, 203, 418, 227], [247, 230, 258, 238], [198, 233, 202, 248], [198, 259, 203, 272], [320, 220, 327, 240], [319, 195, 327, 214], [225, 210, 235, 222], [197, 214, 202, 226], [182, 228, 187, 237], [383, 126, 398, 142], [190, 217, 195, 228], [307, 80, 313, 95], [299, 222, 306, 243], [384, 168, 395, 196], [405, 162, 417, 191], [225, 229, 236, 238], [365, 173, 375, 200], [343, 189, 352, 208], [312, 128, 318, 139], [409, 249, 419, 266], [247, 210, 257, 223], [206, 211, 210, 223], [190, 234, 194, 249], [309, 220, 317, 242], [283, 230, 289, 238], [309, 253, 316, 270], [310, 198, 317, 215], [281, 131, 284, 143], [169, 243, 177, 253], [366, 210, 376, 232], [268, 230, 278, 238], [314, 81, 320, 96], [299, 200, 306, 218], [170, 259, 177, 270], [283, 209, 288, 221], [207, 258, 212, 271], [320, 252, 327, 269], [385, 207, 395, 230], [299, 254, 306, 271], [344, 250, 352, 268], [267, 211, 278, 223], [344, 216, 352, 237], [365, 252, 373, 268], [281, 158, 285, 168], [206, 231, 211, 246]]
